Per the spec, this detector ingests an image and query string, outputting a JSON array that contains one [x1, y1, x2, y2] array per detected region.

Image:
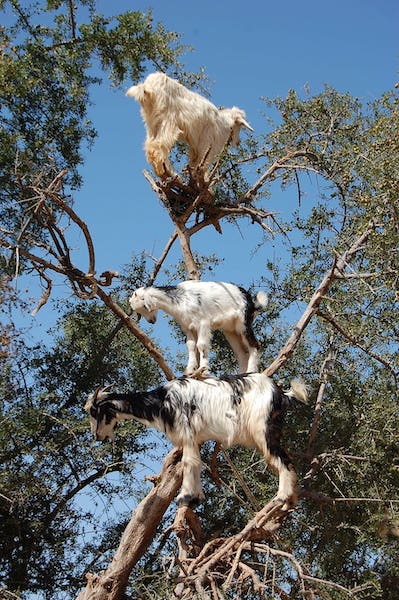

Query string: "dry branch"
[[172, 498, 294, 599], [263, 219, 377, 377], [239, 149, 318, 204], [142, 169, 277, 281], [76, 448, 183, 600], [2, 169, 177, 380]]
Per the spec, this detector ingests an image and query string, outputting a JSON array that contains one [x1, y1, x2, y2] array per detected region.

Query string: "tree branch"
[[318, 310, 398, 383], [263, 220, 377, 377], [76, 448, 183, 600], [239, 149, 317, 204], [306, 337, 337, 460]]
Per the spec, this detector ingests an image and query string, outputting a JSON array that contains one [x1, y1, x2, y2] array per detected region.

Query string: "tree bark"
[[76, 448, 183, 600]]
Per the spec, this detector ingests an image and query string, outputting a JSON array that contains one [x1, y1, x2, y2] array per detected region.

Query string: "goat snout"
[[95, 430, 114, 442]]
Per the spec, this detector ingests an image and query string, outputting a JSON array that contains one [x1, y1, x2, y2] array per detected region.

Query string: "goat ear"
[[102, 384, 114, 393], [134, 287, 155, 312], [126, 85, 138, 98], [130, 288, 144, 307], [126, 84, 149, 103], [92, 385, 103, 406]]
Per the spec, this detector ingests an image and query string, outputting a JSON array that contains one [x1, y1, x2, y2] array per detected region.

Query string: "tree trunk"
[[76, 448, 183, 600]]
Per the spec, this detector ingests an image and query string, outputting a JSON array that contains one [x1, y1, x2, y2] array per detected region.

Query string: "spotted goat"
[[129, 281, 268, 376], [85, 373, 307, 507]]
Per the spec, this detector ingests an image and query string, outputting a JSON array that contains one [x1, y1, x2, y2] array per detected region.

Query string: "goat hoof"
[[176, 494, 204, 508], [187, 367, 209, 379], [274, 495, 297, 510]]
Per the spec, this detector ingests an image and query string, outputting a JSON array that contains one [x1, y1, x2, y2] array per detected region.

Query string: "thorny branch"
[[1, 169, 175, 380], [170, 495, 375, 599], [143, 168, 277, 282]]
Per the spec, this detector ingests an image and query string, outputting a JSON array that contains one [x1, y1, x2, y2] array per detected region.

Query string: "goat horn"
[[240, 118, 254, 132], [93, 384, 113, 404]]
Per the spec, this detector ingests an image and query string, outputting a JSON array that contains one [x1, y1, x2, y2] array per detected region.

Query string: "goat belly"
[[194, 408, 240, 447]]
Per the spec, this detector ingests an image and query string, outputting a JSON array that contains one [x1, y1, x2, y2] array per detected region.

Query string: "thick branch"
[[173, 222, 201, 280], [263, 259, 337, 377], [76, 448, 183, 600]]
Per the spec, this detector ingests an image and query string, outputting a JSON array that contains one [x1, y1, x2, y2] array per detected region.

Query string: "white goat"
[[85, 373, 308, 507], [129, 281, 268, 376], [126, 72, 253, 178]]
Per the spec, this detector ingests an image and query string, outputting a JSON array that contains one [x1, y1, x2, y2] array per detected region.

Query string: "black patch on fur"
[[177, 494, 203, 508], [99, 386, 176, 429], [238, 287, 260, 349], [156, 286, 184, 304], [265, 385, 292, 468], [219, 373, 253, 405], [160, 285, 202, 308], [93, 402, 117, 426], [194, 292, 202, 307]]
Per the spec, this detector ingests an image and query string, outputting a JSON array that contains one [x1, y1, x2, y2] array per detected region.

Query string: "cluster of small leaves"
[[0, 299, 163, 597], [0, 0, 186, 230]]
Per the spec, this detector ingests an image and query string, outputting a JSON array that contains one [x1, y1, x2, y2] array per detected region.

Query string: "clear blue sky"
[[17, 0, 399, 339]]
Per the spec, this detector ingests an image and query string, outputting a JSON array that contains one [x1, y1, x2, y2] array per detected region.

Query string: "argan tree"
[[1, 2, 398, 599]]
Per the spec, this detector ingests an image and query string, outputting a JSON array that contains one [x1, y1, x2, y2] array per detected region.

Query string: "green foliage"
[[0, 298, 163, 597], [0, 0, 186, 228], [1, 2, 398, 598]]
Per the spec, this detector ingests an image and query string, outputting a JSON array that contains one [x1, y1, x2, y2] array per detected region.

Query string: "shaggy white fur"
[[126, 72, 253, 178]]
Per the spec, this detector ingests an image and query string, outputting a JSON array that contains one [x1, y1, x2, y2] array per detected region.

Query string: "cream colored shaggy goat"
[[126, 72, 253, 178]]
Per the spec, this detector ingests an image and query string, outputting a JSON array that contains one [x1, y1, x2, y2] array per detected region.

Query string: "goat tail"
[[254, 291, 268, 313], [285, 379, 308, 404]]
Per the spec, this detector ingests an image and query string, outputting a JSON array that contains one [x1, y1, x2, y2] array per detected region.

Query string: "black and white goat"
[[85, 374, 307, 507], [126, 72, 253, 178], [129, 281, 268, 376]]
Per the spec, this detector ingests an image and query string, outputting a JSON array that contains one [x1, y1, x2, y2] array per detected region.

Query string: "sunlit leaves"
[[0, 0, 185, 225]]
